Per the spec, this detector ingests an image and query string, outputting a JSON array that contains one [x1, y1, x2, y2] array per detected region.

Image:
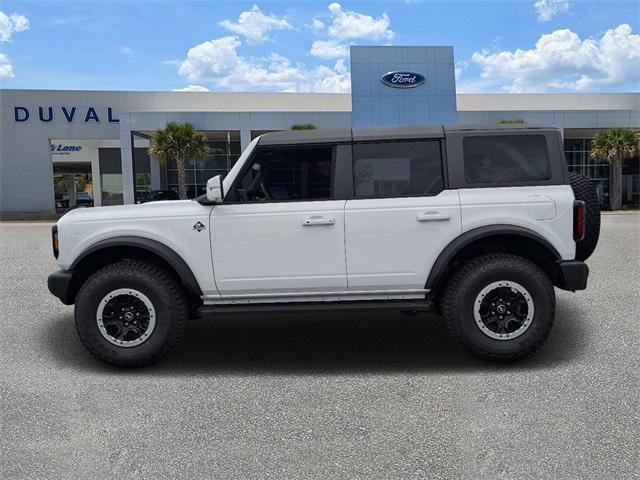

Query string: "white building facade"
[[1, 46, 638, 217]]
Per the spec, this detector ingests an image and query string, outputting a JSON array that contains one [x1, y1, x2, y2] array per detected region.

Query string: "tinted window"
[[463, 135, 551, 184], [235, 146, 333, 202], [353, 140, 443, 198]]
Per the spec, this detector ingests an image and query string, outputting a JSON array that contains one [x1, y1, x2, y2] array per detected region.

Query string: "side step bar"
[[195, 299, 435, 319]]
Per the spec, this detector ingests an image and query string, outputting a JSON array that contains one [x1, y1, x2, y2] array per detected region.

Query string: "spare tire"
[[569, 172, 601, 261]]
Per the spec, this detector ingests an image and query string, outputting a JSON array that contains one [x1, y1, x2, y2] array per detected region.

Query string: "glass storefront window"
[[164, 133, 241, 198], [565, 138, 605, 206], [50, 139, 96, 214], [101, 174, 124, 206], [53, 163, 94, 214], [133, 146, 152, 203], [99, 148, 124, 206], [565, 136, 639, 209]]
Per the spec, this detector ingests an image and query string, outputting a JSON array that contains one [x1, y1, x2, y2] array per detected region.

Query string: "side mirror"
[[206, 175, 224, 204]]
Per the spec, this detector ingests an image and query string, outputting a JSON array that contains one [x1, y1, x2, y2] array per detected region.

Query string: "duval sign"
[[13, 106, 119, 123], [381, 71, 426, 88]]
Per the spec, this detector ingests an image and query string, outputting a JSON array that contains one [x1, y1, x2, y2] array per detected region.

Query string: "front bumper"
[[557, 261, 589, 291], [48, 270, 76, 305]]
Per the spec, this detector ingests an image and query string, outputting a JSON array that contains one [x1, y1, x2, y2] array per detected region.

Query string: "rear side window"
[[235, 146, 334, 202], [463, 135, 551, 184], [353, 140, 443, 198]]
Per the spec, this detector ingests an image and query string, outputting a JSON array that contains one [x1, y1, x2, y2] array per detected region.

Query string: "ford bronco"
[[48, 125, 600, 367]]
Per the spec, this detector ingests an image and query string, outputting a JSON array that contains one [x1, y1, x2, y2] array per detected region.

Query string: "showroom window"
[[463, 135, 551, 184], [99, 148, 124, 206], [565, 138, 609, 207], [165, 133, 241, 198], [565, 137, 639, 208], [233, 145, 334, 202], [352, 140, 443, 198]]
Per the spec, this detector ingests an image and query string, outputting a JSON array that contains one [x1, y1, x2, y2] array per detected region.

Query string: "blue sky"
[[0, 0, 638, 93]]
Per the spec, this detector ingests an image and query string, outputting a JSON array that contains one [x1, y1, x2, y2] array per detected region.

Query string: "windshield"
[[194, 135, 261, 204], [223, 136, 261, 194]]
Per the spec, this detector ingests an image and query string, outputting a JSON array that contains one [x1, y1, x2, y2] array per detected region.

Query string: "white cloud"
[[214, 53, 350, 93], [310, 58, 351, 93], [177, 4, 390, 92], [177, 36, 350, 93], [471, 24, 640, 92], [310, 39, 349, 59], [178, 36, 242, 82], [324, 2, 393, 41], [173, 85, 210, 92], [219, 5, 291, 45], [308, 3, 393, 59], [310, 18, 325, 32], [0, 11, 29, 43], [533, 0, 571, 22], [0, 52, 14, 79]]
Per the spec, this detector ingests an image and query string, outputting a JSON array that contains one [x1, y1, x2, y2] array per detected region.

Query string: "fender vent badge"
[[193, 221, 206, 232]]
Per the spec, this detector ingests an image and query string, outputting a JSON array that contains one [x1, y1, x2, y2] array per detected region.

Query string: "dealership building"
[[1, 46, 638, 218]]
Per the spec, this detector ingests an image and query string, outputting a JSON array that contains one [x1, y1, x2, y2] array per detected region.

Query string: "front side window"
[[463, 135, 551, 184], [234, 146, 334, 202], [353, 140, 444, 198]]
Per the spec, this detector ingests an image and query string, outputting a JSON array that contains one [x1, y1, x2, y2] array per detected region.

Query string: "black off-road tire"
[[442, 254, 555, 361], [569, 172, 600, 261], [75, 260, 189, 367]]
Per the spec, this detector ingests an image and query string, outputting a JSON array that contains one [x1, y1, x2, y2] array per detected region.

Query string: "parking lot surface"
[[1, 215, 638, 479]]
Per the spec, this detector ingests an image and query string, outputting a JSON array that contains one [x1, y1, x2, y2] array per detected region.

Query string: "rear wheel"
[[442, 254, 555, 361], [569, 172, 600, 261], [75, 260, 188, 367]]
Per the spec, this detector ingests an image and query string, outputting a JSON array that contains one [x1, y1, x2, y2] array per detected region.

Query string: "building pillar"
[[119, 118, 135, 205], [240, 129, 252, 152], [91, 149, 103, 207]]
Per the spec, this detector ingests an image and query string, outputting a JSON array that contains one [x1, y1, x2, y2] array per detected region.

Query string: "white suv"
[[48, 125, 600, 367]]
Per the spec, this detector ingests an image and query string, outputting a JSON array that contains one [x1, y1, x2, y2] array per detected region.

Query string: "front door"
[[345, 139, 462, 292], [211, 144, 347, 300]]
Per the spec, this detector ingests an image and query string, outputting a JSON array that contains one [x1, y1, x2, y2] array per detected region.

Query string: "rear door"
[[344, 139, 462, 292], [211, 143, 348, 299], [445, 129, 575, 260]]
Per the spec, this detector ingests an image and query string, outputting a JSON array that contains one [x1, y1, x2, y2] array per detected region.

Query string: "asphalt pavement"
[[1, 215, 638, 479]]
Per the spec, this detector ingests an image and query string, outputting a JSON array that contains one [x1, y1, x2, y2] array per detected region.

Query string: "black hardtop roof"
[[257, 124, 558, 146]]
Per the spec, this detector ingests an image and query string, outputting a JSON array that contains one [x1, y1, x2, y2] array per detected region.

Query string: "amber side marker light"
[[573, 201, 586, 242], [52, 225, 59, 259]]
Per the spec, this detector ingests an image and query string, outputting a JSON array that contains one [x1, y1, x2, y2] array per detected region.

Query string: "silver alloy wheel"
[[473, 281, 534, 340], [96, 288, 156, 347]]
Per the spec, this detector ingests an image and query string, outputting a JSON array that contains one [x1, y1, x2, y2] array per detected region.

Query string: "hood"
[[58, 200, 210, 225]]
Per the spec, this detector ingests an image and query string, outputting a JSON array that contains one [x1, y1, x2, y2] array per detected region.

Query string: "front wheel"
[[442, 254, 555, 361], [74, 260, 189, 367]]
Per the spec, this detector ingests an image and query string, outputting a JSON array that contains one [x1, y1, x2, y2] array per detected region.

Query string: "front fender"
[[70, 236, 203, 297], [57, 214, 217, 297]]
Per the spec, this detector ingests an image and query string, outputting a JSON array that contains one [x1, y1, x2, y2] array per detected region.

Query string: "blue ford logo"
[[381, 71, 426, 88]]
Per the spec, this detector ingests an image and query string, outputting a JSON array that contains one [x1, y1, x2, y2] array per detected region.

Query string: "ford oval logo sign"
[[381, 71, 426, 88]]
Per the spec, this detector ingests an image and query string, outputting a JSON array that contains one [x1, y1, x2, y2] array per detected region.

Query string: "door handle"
[[302, 216, 335, 226], [416, 211, 451, 222]]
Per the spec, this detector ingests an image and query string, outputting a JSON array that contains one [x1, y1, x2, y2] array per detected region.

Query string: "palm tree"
[[590, 127, 639, 210], [148, 122, 209, 200]]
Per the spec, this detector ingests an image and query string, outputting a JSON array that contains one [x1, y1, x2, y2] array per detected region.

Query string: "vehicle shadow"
[[44, 299, 586, 376]]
